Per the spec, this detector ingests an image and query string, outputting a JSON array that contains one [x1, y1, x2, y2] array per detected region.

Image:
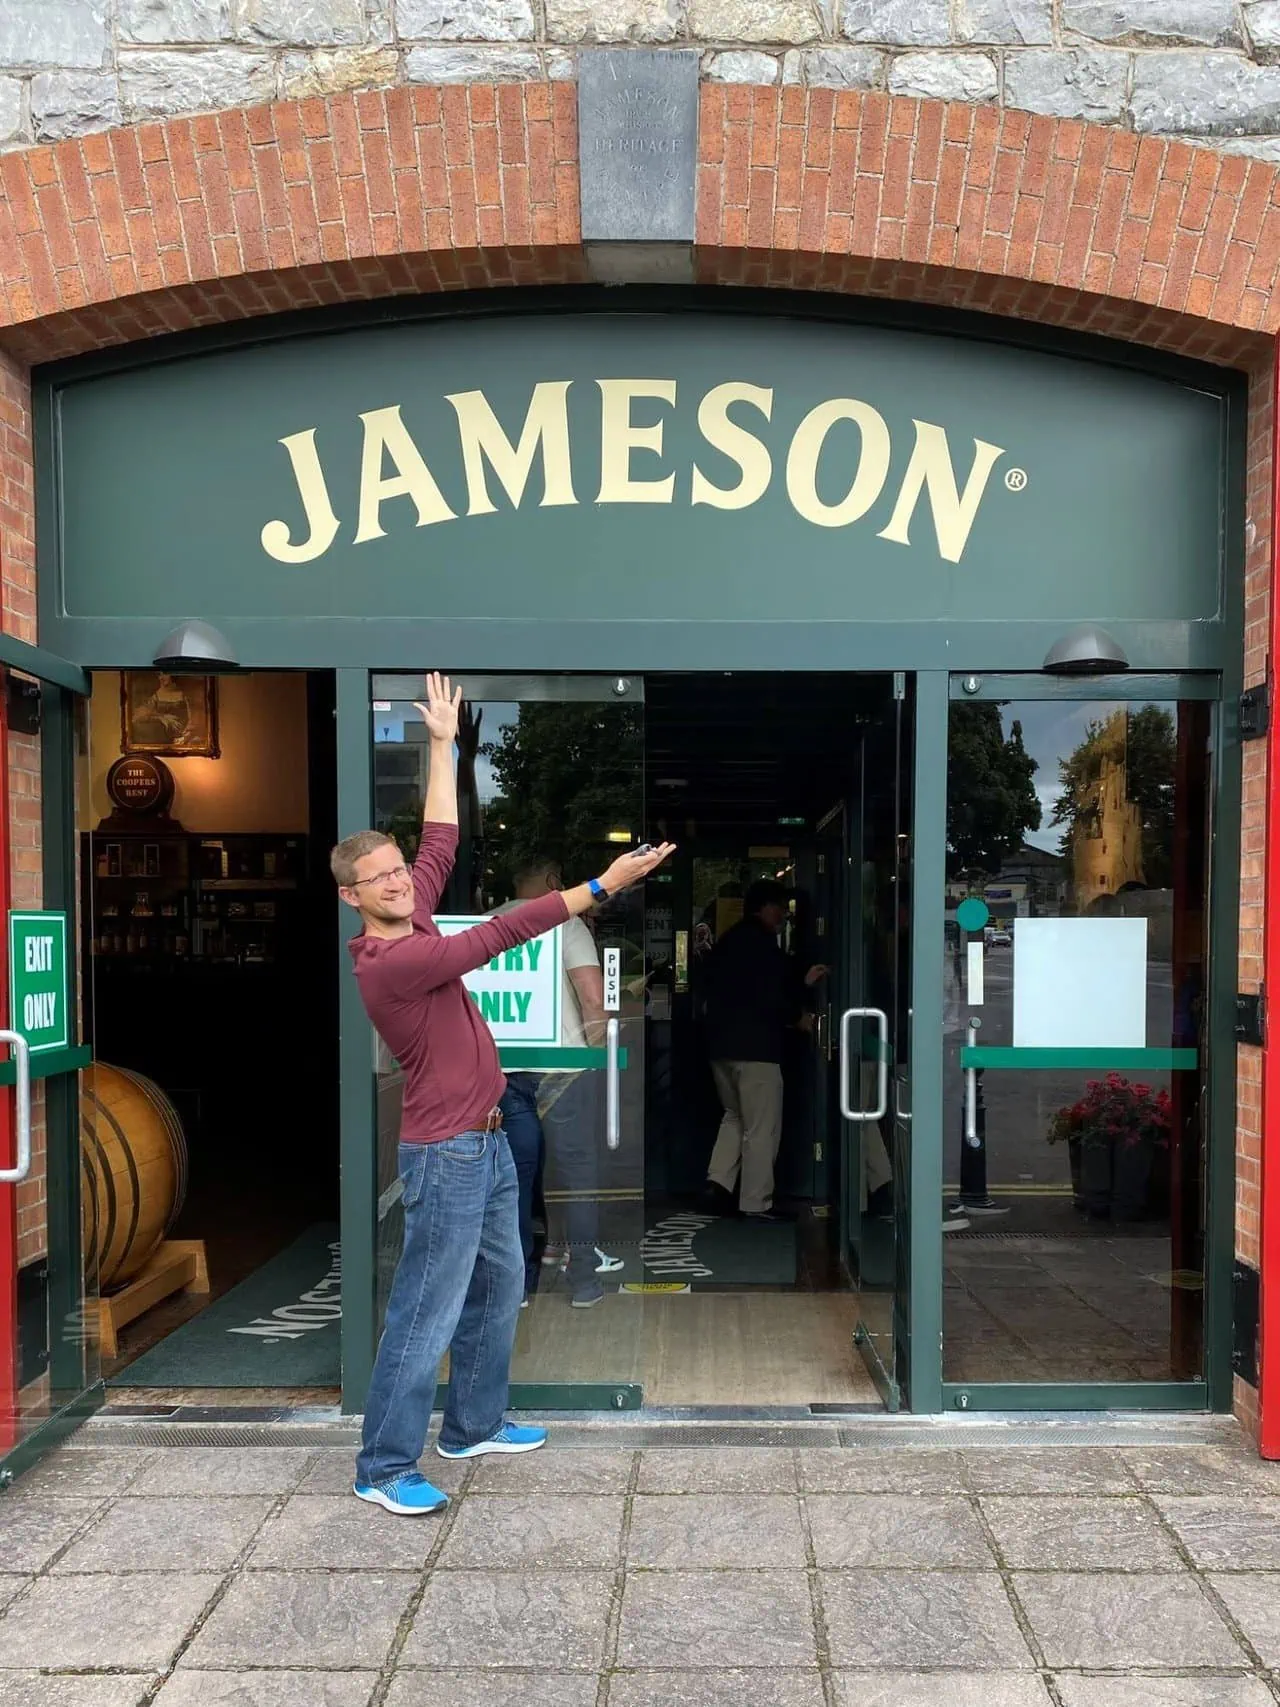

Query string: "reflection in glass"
[[942, 697, 1211, 1386]]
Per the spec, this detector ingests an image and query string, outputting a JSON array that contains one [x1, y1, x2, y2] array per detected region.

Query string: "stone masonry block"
[[1132, 50, 1280, 133], [119, 0, 232, 42], [0, 73, 22, 142], [688, 0, 823, 44], [704, 47, 781, 78], [888, 49, 998, 98], [119, 47, 276, 118], [955, 0, 1052, 44], [1003, 46, 1128, 121], [0, 0, 110, 70], [781, 44, 885, 83], [32, 67, 119, 138], [233, 0, 367, 44], [404, 43, 544, 77], [546, 0, 685, 43], [398, 0, 535, 40], [1063, 0, 1242, 48], [277, 44, 399, 98], [841, 0, 949, 45], [1245, 1, 1280, 59]]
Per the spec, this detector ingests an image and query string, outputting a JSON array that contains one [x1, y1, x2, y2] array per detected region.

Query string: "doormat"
[[640, 1211, 796, 1288], [108, 1224, 341, 1389]]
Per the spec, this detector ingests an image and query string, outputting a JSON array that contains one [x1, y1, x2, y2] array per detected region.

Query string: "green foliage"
[[946, 702, 1042, 879]]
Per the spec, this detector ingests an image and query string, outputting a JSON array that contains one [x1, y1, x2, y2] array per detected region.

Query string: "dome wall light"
[[152, 620, 240, 672], [1042, 625, 1129, 675]]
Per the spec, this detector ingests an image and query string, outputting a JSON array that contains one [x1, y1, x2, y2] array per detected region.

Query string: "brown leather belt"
[[482, 1107, 504, 1134]]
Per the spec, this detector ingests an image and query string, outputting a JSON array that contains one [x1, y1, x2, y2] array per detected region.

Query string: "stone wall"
[[5, 2, 1280, 159]]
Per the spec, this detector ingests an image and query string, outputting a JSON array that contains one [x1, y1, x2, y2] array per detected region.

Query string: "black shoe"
[[699, 1180, 739, 1217], [742, 1208, 795, 1225]]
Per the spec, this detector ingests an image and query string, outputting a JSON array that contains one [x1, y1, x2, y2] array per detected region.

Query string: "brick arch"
[[0, 81, 1277, 368]]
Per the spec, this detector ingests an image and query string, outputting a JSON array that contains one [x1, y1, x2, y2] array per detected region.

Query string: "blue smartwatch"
[[587, 877, 608, 902]]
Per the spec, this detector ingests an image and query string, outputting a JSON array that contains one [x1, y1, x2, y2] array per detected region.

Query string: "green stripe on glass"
[[498, 1047, 629, 1069], [960, 1047, 1198, 1070]]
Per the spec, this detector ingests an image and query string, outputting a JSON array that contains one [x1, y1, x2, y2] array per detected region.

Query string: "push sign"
[[9, 911, 69, 1053]]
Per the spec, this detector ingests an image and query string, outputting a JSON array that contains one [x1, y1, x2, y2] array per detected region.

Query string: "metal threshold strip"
[[77, 1404, 1248, 1451]]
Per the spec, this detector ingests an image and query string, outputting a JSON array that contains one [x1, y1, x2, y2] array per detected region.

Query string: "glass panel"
[[371, 676, 646, 1393], [942, 694, 1212, 1385], [1, 679, 99, 1471]]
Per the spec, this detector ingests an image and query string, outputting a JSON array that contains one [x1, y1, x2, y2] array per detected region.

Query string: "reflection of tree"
[[484, 703, 642, 889], [946, 702, 1041, 879], [1051, 705, 1175, 889]]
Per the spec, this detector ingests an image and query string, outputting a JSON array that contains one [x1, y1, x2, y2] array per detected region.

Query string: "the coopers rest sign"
[[50, 313, 1227, 632]]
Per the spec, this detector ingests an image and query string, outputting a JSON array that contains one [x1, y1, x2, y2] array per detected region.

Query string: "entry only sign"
[[8, 911, 70, 1053], [434, 917, 562, 1050]]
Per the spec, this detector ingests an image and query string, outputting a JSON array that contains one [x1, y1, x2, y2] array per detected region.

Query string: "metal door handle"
[[0, 1031, 32, 1184], [605, 1017, 620, 1150], [840, 1007, 888, 1123], [964, 1016, 982, 1147]]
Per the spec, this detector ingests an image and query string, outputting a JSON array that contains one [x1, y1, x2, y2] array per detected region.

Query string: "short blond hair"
[[330, 829, 397, 888]]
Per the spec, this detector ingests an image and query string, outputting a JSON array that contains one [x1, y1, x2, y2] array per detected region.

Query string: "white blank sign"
[[1013, 917, 1147, 1049]]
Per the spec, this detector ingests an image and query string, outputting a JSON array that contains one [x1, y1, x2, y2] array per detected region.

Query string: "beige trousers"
[[707, 1059, 785, 1214]]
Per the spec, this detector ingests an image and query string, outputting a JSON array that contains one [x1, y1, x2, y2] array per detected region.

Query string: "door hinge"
[[5, 673, 40, 736], [813, 1142, 823, 1162], [1240, 682, 1270, 740], [893, 670, 906, 701], [1233, 1260, 1261, 1388], [1235, 988, 1265, 1047]]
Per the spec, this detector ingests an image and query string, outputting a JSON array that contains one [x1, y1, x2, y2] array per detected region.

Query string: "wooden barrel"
[[80, 1063, 188, 1293]]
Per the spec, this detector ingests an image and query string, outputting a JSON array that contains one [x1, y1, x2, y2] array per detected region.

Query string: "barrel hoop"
[[80, 1092, 119, 1289], [113, 1066, 188, 1230], [80, 1146, 102, 1288], [82, 1084, 141, 1285]]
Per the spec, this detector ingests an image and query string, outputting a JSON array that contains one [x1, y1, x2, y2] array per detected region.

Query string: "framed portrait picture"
[[121, 672, 220, 759]]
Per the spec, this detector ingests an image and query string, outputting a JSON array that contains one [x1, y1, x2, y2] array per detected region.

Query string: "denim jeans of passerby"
[[540, 1070, 604, 1290], [498, 1076, 544, 1296], [356, 1130, 524, 1485]]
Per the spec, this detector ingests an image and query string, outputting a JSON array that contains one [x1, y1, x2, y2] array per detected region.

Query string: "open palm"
[[414, 671, 462, 743]]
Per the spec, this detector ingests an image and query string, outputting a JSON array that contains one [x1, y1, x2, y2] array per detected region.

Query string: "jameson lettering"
[[260, 379, 1009, 570], [640, 1212, 715, 1279], [227, 1241, 341, 1342]]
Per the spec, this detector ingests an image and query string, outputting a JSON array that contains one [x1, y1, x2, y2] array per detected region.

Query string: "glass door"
[[369, 673, 647, 1407], [1, 651, 98, 1483], [941, 675, 1220, 1405]]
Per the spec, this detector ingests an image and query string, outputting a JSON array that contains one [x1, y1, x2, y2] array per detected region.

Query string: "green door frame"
[[920, 670, 1238, 1415]]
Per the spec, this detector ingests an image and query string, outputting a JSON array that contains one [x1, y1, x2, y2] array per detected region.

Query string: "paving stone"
[[1155, 1496, 1280, 1568], [401, 1570, 613, 1668], [0, 1681, 159, 1707], [618, 1569, 816, 1668], [0, 1572, 220, 1670], [0, 1575, 28, 1610], [821, 1571, 1033, 1669], [1124, 1445, 1280, 1496], [472, 1447, 634, 1494], [833, 1677, 1053, 1707], [629, 1494, 807, 1567], [1054, 1675, 1275, 1706], [1207, 1572, 1280, 1667], [295, 1448, 470, 1495], [123, 1447, 314, 1498], [156, 1676, 378, 1707], [56, 1495, 274, 1573], [385, 1677, 599, 1707], [0, 1496, 102, 1571], [981, 1495, 1183, 1570], [961, 1447, 1133, 1495], [437, 1494, 624, 1568], [637, 1448, 795, 1493], [11, 1446, 153, 1498], [248, 1494, 446, 1569], [799, 1449, 967, 1495], [1013, 1572, 1245, 1668], [182, 1572, 414, 1669], [808, 1494, 994, 1568], [611, 1672, 826, 1706]]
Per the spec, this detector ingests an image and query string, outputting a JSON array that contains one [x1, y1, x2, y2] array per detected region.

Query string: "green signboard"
[[8, 911, 70, 1054], [436, 916, 563, 1059], [44, 312, 1229, 668]]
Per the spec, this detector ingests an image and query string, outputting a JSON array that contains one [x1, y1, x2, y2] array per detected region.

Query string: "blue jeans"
[[535, 1071, 604, 1290], [499, 1077, 544, 1295], [356, 1130, 524, 1485]]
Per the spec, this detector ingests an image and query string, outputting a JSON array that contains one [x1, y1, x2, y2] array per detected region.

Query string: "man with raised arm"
[[333, 673, 673, 1517]]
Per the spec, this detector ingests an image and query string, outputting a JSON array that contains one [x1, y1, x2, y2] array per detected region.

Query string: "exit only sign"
[[9, 911, 69, 1054]]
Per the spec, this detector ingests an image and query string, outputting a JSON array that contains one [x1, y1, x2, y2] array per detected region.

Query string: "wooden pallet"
[[93, 1239, 210, 1359]]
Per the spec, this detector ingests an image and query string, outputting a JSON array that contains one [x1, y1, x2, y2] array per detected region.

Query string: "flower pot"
[[1078, 1131, 1113, 1218], [1111, 1136, 1154, 1223]]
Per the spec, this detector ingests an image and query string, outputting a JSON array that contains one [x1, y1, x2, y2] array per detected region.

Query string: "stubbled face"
[[343, 842, 413, 926]]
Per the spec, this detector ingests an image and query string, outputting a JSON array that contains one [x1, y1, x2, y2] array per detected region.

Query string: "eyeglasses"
[[349, 863, 410, 891]]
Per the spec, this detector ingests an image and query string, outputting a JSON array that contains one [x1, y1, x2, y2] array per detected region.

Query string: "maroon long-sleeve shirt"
[[349, 821, 569, 1144]]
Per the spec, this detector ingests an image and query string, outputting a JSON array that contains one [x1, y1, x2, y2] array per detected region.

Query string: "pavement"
[[3, 1422, 1280, 1705]]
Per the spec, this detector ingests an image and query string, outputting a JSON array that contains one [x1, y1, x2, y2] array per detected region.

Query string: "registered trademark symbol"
[[1005, 467, 1028, 492]]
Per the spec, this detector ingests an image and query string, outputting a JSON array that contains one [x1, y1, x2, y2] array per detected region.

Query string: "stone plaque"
[[578, 50, 698, 245]]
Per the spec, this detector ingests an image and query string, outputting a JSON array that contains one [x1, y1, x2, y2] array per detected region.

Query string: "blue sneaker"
[[352, 1471, 449, 1515], [436, 1422, 548, 1460]]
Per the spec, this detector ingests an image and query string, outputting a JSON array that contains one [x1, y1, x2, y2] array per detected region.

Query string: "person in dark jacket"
[[701, 880, 826, 1222]]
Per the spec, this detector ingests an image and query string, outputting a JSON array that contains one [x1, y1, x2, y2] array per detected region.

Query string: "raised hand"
[[599, 841, 678, 895], [413, 672, 462, 745]]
